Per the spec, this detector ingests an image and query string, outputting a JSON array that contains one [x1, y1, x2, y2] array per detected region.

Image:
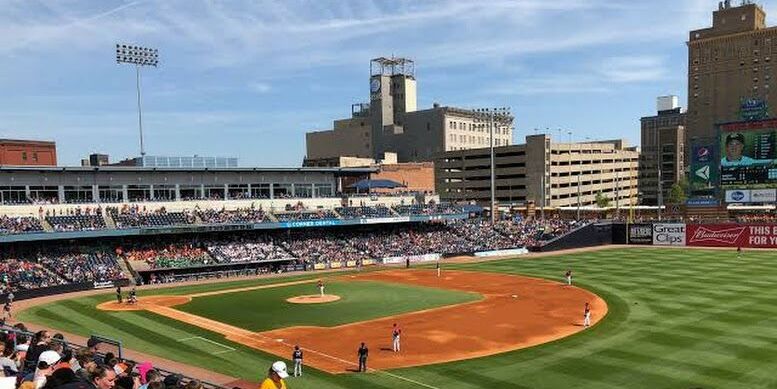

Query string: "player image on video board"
[[721, 133, 761, 167], [719, 122, 777, 187]]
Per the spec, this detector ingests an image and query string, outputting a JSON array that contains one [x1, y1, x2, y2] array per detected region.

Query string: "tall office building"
[[687, 1, 775, 149], [305, 57, 513, 164], [639, 96, 686, 205]]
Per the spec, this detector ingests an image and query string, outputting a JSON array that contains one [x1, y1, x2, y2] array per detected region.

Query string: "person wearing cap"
[[20, 349, 60, 389], [722, 133, 756, 167], [291, 345, 303, 377], [259, 361, 288, 389]]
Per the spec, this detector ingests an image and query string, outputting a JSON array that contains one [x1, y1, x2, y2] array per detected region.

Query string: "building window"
[[32, 153, 38, 161], [22, 152, 27, 161]]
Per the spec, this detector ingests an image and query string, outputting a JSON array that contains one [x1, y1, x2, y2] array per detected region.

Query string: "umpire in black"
[[357, 342, 369, 372]]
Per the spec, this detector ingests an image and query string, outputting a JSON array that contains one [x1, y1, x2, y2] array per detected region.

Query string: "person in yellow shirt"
[[259, 361, 289, 389]]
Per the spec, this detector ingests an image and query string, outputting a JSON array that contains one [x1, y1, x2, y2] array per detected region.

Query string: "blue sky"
[[0, 0, 766, 166]]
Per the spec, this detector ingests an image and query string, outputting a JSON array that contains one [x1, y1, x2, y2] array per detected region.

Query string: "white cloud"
[[248, 82, 271, 93], [599, 55, 668, 83]]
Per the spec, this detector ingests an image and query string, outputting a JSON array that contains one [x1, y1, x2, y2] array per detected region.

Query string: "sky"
[[1, 0, 771, 167]]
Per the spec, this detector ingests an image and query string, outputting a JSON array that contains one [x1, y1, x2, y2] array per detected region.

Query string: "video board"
[[719, 118, 777, 187]]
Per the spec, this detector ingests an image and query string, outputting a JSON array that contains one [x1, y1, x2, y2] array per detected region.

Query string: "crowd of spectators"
[[393, 203, 462, 216], [117, 244, 213, 270], [107, 206, 195, 229], [35, 249, 124, 283], [194, 207, 267, 224], [0, 325, 214, 389], [274, 209, 338, 222], [45, 216, 106, 232], [335, 206, 393, 219], [0, 217, 43, 235], [207, 237, 292, 263], [0, 258, 66, 292]]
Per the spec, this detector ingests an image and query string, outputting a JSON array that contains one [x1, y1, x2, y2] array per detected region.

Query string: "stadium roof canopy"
[[349, 179, 406, 190]]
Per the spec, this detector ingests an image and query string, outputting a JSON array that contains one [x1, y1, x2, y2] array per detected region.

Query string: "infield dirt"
[[98, 269, 606, 374]]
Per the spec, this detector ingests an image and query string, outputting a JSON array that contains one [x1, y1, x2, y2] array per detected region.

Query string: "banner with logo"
[[652, 223, 686, 246], [751, 189, 777, 203], [690, 145, 717, 189], [628, 224, 653, 245], [382, 253, 441, 265], [725, 189, 751, 203], [686, 224, 777, 248]]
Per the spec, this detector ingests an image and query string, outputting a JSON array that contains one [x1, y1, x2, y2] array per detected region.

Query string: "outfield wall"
[[618, 223, 777, 248]]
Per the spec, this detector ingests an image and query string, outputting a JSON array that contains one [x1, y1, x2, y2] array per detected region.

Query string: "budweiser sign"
[[688, 226, 746, 245]]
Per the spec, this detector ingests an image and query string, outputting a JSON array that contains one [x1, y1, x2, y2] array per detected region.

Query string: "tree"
[[595, 192, 610, 208], [667, 182, 688, 205]]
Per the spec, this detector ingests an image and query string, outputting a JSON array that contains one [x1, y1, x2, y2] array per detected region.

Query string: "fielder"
[[436, 261, 441, 277], [318, 280, 324, 297], [737, 246, 742, 259], [292, 345, 303, 377], [565, 270, 572, 286], [392, 323, 401, 352], [583, 302, 591, 328]]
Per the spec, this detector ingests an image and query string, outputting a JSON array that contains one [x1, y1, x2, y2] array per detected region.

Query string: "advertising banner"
[[313, 263, 327, 270], [725, 189, 752, 203], [628, 224, 653, 245], [686, 224, 777, 248], [362, 259, 376, 266], [382, 253, 441, 265], [346, 261, 357, 268], [652, 223, 686, 246], [473, 248, 529, 257], [751, 188, 777, 203], [329, 262, 343, 269]]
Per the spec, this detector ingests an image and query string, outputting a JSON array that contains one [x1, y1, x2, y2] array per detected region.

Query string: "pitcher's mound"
[[286, 294, 341, 304]]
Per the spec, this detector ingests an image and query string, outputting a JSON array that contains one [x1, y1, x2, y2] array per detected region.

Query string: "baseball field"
[[17, 247, 777, 389]]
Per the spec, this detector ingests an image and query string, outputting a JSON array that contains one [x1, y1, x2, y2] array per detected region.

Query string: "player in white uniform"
[[436, 261, 441, 277], [318, 280, 324, 297], [392, 323, 401, 352], [565, 270, 572, 286], [583, 302, 591, 328]]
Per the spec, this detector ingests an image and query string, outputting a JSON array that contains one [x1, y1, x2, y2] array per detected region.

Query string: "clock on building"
[[370, 78, 381, 93]]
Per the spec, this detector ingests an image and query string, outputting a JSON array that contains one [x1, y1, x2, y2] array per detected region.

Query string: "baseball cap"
[[271, 361, 289, 379], [726, 133, 745, 145], [38, 350, 61, 368]]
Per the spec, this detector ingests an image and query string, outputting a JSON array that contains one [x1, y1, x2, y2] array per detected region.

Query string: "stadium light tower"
[[474, 107, 513, 224], [116, 44, 159, 157]]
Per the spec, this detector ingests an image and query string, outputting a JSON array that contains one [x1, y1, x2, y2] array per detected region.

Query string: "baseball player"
[[436, 261, 441, 277], [128, 287, 137, 305], [392, 323, 401, 352], [318, 280, 325, 297], [583, 302, 591, 328], [291, 345, 303, 377], [2, 301, 11, 322], [116, 286, 122, 304], [737, 246, 742, 259], [565, 270, 572, 286], [357, 342, 369, 372]]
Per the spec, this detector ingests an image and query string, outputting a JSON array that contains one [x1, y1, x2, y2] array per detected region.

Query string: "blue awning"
[[349, 179, 406, 190]]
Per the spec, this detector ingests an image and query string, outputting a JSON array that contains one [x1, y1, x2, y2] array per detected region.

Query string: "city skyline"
[[0, 0, 760, 166]]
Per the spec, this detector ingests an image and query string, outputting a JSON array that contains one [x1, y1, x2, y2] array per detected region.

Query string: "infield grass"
[[18, 247, 777, 389], [178, 280, 479, 331]]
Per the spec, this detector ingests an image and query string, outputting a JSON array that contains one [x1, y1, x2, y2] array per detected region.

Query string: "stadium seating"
[[335, 205, 393, 219], [0, 216, 44, 235], [274, 209, 338, 222], [46, 215, 107, 232], [107, 206, 195, 229], [195, 207, 268, 224]]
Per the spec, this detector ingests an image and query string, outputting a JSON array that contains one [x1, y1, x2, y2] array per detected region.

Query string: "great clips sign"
[[686, 224, 777, 248], [652, 223, 686, 246]]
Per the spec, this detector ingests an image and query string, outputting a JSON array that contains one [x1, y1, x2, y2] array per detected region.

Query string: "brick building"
[[0, 139, 57, 166]]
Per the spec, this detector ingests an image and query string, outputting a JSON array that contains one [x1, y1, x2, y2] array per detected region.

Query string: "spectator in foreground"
[[259, 361, 288, 389], [90, 365, 117, 389]]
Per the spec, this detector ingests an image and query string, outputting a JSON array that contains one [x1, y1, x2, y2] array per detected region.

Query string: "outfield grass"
[[18, 247, 777, 389], [179, 280, 479, 331]]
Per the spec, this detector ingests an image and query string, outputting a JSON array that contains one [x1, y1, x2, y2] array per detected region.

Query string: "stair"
[[103, 213, 117, 229], [117, 256, 139, 286], [41, 218, 53, 232]]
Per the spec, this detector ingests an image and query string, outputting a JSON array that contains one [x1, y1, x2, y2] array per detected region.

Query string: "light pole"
[[474, 107, 513, 223], [116, 44, 159, 157]]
